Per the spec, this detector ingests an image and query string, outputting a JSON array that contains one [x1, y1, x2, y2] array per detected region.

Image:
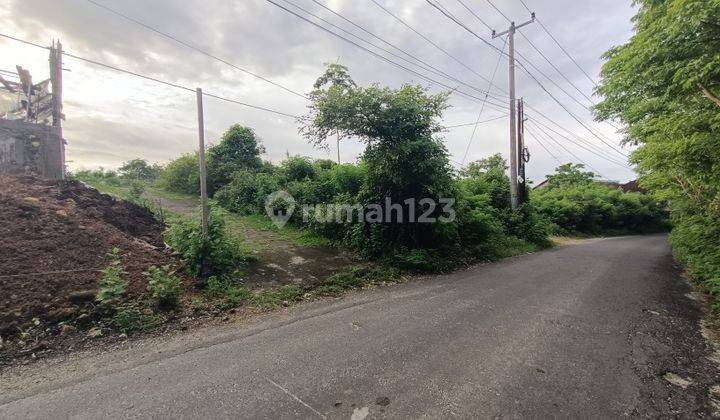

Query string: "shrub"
[[215, 170, 280, 215], [160, 153, 200, 195], [205, 275, 252, 308], [253, 285, 304, 309], [111, 302, 165, 333], [532, 183, 667, 234], [164, 207, 244, 278], [206, 125, 265, 194], [281, 156, 316, 182], [118, 158, 163, 181], [95, 248, 127, 309], [146, 266, 183, 309]]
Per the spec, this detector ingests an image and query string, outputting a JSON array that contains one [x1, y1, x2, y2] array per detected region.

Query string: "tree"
[[301, 69, 454, 255], [207, 125, 265, 194], [118, 158, 162, 181], [595, 0, 720, 304], [460, 153, 508, 179], [545, 163, 595, 189]]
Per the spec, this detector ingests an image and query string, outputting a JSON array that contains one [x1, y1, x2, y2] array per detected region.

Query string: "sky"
[[0, 0, 639, 183]]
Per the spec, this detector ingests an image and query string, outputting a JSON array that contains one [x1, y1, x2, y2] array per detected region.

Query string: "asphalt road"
[[1, 235, 718, 418]]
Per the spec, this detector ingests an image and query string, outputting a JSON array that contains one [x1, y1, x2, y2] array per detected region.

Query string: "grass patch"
[[230, 213, 332, 248], [252, 285, 305, 309]]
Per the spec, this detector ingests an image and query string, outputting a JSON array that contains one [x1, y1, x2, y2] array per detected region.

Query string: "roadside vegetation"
[[61, 63, 670, 344], [595, 0, 720, 311], [532, 163, 668, 235]]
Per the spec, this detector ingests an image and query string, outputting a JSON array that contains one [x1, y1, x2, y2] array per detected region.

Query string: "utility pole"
[[493, 13, 535, 210], [517, 98, 529, 204], [196, 88, 209, 237], [49, 40, 65, 179]]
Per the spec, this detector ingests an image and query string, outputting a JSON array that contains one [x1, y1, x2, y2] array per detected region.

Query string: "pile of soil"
[[0, 175, 181, 335]]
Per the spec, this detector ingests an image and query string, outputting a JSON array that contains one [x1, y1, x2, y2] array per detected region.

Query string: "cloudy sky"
[[0, 0, 638, 182]]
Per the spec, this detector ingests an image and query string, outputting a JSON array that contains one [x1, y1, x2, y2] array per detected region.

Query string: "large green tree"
[[596, 0, 720, 303], [302, 72, 455, 256], [207, 125, 265, 194]]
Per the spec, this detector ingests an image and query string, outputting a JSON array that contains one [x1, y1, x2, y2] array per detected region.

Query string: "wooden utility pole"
[[196, 88, 209, 236], [493, 13, 535, 211]]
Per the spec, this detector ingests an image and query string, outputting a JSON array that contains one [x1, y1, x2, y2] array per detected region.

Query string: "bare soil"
[[0, 175, 182, 336]]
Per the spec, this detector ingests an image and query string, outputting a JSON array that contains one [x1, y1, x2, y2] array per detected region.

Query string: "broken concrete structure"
[[0, 119, 64, 179]]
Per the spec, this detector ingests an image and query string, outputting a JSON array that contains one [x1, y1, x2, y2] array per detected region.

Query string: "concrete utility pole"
[[493, 13, 535, 211], [49, 40, 65, 179], [196, 88, 209, 236]]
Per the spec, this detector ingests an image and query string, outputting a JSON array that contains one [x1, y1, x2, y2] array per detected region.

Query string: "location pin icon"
[[265, 191, 296, 228]]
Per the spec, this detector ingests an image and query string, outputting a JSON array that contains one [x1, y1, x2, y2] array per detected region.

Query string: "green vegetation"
[[595, 0, 720, 309], [163, 207, 247, 279], [95, 248, 128, 310], [93, 249, 170, 334], [146, 266, 183, 309], [532, 164, 668, 235]]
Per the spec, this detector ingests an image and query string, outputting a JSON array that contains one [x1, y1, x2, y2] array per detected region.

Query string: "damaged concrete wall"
[[0, 119, 63, 179]]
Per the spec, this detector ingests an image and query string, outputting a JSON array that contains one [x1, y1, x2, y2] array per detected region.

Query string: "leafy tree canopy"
[[207, 125, 265, 194], [545, 163, 596, 189]]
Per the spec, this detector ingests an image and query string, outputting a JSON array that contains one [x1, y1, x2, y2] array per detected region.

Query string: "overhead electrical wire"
[[525, 129, 562, 165], [462, 35, 508, 165], [307, 0, 508, 99], [425, 1, 629, 160], [369, 0, 507, 96], [517, 0, 598, 87], [282, 0, 506, 102], [527, 116, 630, 168], [262, 0, 509, 110], [84, 0, 309, 99], [0, 33, 300, 119], [526, 119, 605, 176], [527, 114, 630, 167], [444, 113, 507, 128]]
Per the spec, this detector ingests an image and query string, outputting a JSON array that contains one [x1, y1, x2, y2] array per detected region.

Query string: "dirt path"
[[145, 191, 358, 287]]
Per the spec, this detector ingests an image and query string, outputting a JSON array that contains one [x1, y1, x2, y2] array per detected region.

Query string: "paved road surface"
[[1, 235, 718, 418]]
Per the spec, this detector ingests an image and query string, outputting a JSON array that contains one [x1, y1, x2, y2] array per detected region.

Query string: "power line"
[[527, 116, 629, 168], [525, 129, 562, 165], [518, 0, 598, 87], [283, 0, 506, 101], [462, 35, 508, 165], [0, 33, 300, 118], [370, 0, 506, 96], [444, 113, 507, 128], [526, 119, 605, 176], [307, 0, 507, 100], [262, 0, 508, 110], [83, 0, 308, 99], [429, 0, 628, 159]]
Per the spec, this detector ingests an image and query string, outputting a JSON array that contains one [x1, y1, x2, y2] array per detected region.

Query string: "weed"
[[95, 248, 127, 309], [111, 302, 165, 334], [146, 266, 182, 309], [253, 285, 304, 309]]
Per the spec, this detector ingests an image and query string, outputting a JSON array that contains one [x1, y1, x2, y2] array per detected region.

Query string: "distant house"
[[533, 179, 643, 192]]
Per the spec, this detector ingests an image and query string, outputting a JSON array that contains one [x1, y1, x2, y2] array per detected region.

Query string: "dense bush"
[[146, 266, 183, 308], [160, 153, 200, 195], [118, 159, 163, 181], [215, 170, 280, 215], [595, 0, 719, 307], [164, 207, 244, 278], [532, 165, 668, 235], [206, 125, 264, 195]]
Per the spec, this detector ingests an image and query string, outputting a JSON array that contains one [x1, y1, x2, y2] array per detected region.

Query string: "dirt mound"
[[0, 175, 181, 335]]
